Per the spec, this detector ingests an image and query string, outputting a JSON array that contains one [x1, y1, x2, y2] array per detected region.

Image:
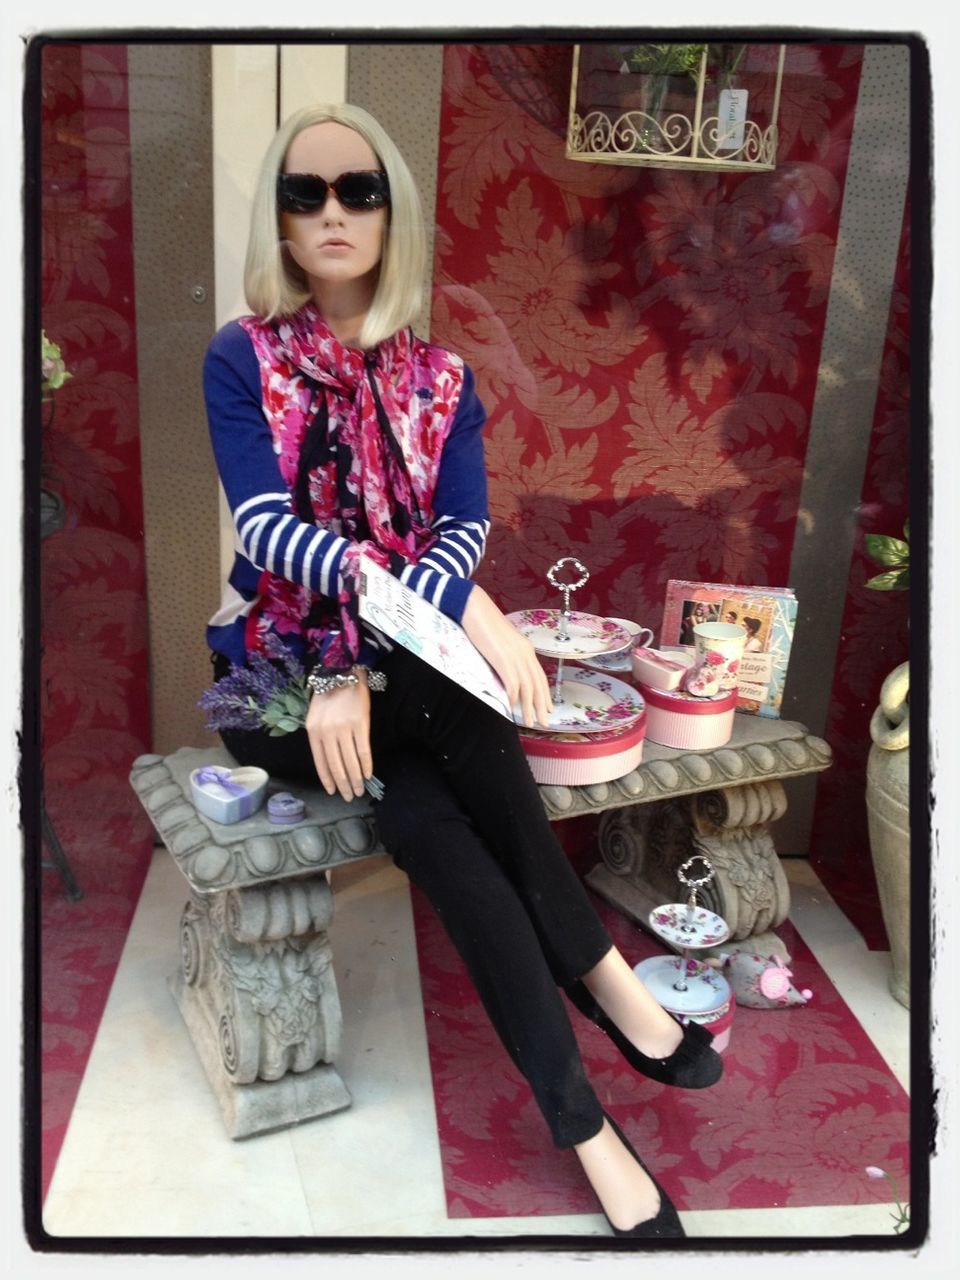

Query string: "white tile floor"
[[41, 850, 911, 1243]]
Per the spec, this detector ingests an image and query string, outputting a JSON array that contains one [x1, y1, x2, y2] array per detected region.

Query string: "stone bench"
[[130, 717, 830, 1138]]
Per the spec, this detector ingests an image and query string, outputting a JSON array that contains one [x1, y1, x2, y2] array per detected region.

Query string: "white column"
[[211, 45, 278, 585], [280, 44, 347, 117]]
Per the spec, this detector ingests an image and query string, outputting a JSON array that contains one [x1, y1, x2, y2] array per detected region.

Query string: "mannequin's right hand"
[[461, 585, 553, 729], [305, 678, 372, 802]]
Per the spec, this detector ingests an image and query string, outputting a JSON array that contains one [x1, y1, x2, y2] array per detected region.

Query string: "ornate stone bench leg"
[[171, 873, 351, 1138], [586, 780, 792, 962]]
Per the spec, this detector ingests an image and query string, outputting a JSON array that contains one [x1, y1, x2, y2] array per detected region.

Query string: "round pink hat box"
[[518, 713, 646, 786], [638, 681, 737, 750], [681, 991, 736, 1053]]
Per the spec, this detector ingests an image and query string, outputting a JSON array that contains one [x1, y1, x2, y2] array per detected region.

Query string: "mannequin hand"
[[305, 675, 372, 802], [462, 585, 553, 729]]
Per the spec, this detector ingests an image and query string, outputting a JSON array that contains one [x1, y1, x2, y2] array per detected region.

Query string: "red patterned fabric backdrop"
[[431, 43, 864, 622], [429, 43, 906, 939], [807, 198, 911, 948], [39, 43, 154, 1200]]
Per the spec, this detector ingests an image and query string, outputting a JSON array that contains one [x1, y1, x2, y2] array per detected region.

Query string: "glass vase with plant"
[[618, 42, 746, 147]]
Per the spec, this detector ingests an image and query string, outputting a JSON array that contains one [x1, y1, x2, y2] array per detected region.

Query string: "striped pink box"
[[518, 713, 647, 785], [638, 682, 738, 750]]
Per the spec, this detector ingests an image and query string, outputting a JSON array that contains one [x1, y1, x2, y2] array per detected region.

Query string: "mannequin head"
[[244, 103, 426, 347]]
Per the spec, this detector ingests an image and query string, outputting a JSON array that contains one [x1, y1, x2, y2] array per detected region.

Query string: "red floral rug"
[[409, 882, 911, 1219]]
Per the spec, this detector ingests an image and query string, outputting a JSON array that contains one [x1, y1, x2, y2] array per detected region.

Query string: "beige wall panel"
[[129, 44, 221, 752], [781, 43, 911, 854], [280, 44, 347, 115], [347, 43, 445, 338], [212, 46, 279, 589]]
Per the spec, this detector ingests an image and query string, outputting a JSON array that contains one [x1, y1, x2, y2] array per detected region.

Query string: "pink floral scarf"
[[241, 304, 465, 669]]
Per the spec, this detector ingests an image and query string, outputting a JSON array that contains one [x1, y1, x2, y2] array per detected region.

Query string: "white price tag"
[[716, 88, 748, 151]]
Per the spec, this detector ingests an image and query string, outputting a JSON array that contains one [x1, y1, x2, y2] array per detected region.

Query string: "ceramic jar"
[[865, 662, 910, 1008]]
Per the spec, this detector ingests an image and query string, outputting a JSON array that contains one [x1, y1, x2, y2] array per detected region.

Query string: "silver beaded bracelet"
[[307, 665, 388, 697]]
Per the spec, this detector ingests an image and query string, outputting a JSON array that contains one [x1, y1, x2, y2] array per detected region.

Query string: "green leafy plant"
[[624, 43, 708, 81], [865, 520, 909, 591], [41, 329, 72, 399], [622, 42, 745, 87]]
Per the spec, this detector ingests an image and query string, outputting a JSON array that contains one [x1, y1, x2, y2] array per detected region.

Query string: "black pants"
[[216, 646, 612, 1148]]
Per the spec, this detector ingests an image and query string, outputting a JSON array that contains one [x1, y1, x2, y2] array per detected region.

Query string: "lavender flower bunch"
[[199, 638, 310, 736]]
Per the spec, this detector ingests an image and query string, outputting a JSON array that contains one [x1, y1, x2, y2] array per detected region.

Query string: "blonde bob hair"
[[244, 103, 426, 349]]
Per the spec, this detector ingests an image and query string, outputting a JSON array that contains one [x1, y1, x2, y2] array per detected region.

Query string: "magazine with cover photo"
[[660, 579, 798, 717]]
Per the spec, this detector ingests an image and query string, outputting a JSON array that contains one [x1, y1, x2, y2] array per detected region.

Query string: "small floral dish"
[[190, 765, 269, 825], [580, 648, 633, 674], [517, 664, 644, 733], [647, 902, 732, 949], [506, 609, 632, 659]]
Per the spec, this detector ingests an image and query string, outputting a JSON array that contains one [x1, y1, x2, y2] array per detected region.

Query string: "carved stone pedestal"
[[577, 719, 833, 964], [588, 780, 792, 961], [171, 877, 350, 1138], [131, 746, 385, 1139]]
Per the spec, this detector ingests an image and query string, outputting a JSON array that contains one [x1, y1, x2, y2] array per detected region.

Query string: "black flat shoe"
[[565, 981, 723, 1089], [600, 1111, 686, 1238]]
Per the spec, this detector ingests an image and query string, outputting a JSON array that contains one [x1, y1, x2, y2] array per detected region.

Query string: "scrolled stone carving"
[[599, 801, 707, 905], [694, 780, 787, 833], [225, 878, 334, 944], [180, 901, 205, 987], [597, 808, 644, 877], [212, 930, 337, 1082], [592, 778, 793, 951]]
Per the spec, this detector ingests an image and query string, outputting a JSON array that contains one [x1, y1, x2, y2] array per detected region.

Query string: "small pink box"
[[638, 682, 737, 750], [681, 992, 736, 1053], [518, 714, 646, 785], [630, 646, 689, 691]]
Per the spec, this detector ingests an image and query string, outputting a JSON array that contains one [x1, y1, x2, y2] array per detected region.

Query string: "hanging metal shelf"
[[566, 42, 786, 173]]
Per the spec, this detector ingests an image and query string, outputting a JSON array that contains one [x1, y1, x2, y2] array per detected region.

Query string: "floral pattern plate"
[[647, 903, 731, 949], [506, 609, 632, 659], [516, 665, 644, 734]]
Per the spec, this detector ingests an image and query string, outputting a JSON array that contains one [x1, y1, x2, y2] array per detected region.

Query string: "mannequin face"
[[278, 121, 387, 300]]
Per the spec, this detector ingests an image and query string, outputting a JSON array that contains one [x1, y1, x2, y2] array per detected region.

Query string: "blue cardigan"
[[203, 320, 491, 668]]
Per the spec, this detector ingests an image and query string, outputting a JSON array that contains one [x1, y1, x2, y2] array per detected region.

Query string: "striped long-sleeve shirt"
[[204, 320, 490, 667]]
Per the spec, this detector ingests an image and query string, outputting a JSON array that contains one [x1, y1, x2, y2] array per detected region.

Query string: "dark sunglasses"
[[276, 169, 390, 214]]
